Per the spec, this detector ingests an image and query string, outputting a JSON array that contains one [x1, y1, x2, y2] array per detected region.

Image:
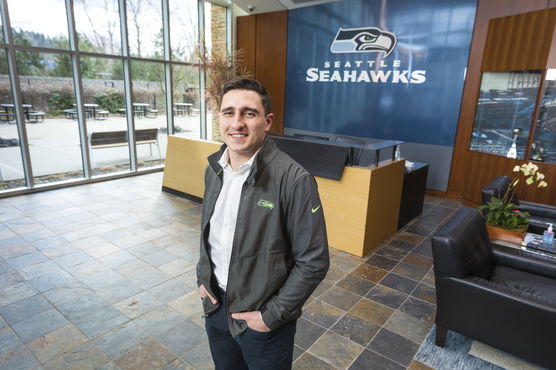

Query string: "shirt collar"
[[218, 147, 260, 173]]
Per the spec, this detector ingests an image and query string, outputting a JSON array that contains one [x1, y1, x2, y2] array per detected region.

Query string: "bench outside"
[[28, 111, 45, 123], [88, 128, 161, 165]]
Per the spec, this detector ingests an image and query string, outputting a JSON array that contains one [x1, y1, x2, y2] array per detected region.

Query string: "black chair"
[[431, 206, 556, 369], [482, 175, 556, 234]]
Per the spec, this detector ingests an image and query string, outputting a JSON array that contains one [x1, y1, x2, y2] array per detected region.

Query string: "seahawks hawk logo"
[[330, 27, 397, 57]]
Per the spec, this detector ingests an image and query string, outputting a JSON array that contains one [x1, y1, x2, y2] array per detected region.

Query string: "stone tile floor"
[[0, 171, 462, 369]]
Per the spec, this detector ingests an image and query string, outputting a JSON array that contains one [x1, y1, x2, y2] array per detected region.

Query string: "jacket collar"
[[208, 136, 278, 183]]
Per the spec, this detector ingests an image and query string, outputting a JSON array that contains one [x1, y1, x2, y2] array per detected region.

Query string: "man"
[[196, 78, 329, 370]]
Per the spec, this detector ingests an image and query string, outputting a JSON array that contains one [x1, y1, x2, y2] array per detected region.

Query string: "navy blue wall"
[[284, 0, 477, 147]]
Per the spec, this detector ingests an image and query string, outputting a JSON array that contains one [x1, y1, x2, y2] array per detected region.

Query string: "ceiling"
[[232, 0, 343, 15]]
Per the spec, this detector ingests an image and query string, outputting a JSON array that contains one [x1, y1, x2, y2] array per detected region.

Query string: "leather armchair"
[[432, 206, 556, 369], [482, 175, 556, 234]]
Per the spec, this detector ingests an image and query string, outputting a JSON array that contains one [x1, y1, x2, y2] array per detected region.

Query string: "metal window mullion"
[[0, 0, 34, 187], [198, 0, 207, 140], [225, 1, 232, 54], [162, 0, 174, 136], [65, 0, 91, 179], [119, 0, 138, 171]]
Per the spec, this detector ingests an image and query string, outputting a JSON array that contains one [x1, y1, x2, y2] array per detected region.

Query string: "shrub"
[[47, 91, 74, 114], [94, 90, 124, 113]]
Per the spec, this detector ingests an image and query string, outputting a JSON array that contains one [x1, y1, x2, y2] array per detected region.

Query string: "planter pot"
[[486, 224, 526, 245]]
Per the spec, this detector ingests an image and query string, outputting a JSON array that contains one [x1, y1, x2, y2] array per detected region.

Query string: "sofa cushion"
[[490, 265, 556, 304]]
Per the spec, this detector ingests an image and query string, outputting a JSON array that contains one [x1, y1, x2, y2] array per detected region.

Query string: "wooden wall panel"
[[236, 15, 256, 76], [255, 11, 287, 135], [448, 0, 556, 207], [482, 8, 556, 71], [235, 11, 287, 136]]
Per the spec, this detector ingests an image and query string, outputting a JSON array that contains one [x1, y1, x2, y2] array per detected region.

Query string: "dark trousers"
[[205, 289, 296, 370]]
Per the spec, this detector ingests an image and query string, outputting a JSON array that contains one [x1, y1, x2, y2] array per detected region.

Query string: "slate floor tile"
[[366, 284, 408, 309], [368, 328, 420, 366], [319, 286, 361, 311], [331, 313, 381, 346], [308, 331, 363, 369], [27, 324, 88, 363], [295, 317, 326, 350], [349, 348, 405, 370], [384, 310, 433, 344], [392, 262, 428, 282], [294, 352, 336, 370], [146, 278, 193, 303], [336, 274, 375, 296], [399, 297, 436, 323], [311, 280, 332, 298], [114, 337, 177, 370], [0, 294, 53, 325], [0, 342, 39, 369], [349, 298, 394, 326], [11, 308, 69, 343], [411, 283, 436, 305], [351, 264, 388, 283], [365, 254, 399, 271], [155, 319, 206, 356], [380, 273, 419, 295], [114, 291, 164, 319], [42, 341, 111, 370], [180, 340, 214, 369], [0, 282, 37, 307], [93, 321, 150, 360], [302, 299, 345, 329]]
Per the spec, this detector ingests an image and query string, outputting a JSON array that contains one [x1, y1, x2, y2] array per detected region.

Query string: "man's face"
[[219, 89, 273, 162]]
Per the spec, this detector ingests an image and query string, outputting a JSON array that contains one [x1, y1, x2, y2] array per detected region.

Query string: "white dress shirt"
[[208, 148, 258, 291]]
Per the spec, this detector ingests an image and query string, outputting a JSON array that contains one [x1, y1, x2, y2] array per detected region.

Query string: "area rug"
[[414, 326, 544, 369]]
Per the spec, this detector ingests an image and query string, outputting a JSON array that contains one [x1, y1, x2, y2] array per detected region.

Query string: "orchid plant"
[[479, 162, 548, 231]]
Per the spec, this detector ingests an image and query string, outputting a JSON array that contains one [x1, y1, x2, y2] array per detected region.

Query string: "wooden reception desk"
[[162, 136, 405, 257]]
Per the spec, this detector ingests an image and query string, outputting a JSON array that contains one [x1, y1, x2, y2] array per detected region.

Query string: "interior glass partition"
[[0, 50, 25, 190], [531, 69, 556, 164], [131, 60, 165, 169], [17, 51, 84, 184], [469, 71, 541, 159]]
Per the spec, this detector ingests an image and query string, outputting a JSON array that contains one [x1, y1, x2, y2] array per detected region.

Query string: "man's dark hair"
[[220, 78, 272, 115]]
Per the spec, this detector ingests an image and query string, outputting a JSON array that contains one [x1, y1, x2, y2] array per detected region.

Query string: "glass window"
[[469, 71, 541, 159], [530, 69, 556, 164], [126, 0, 163, 59], [169, 0, 198, 62], [74, 0, 122, 55], [8, 0, 70, 50], [0, 49, 25, 190], [131, 60, 165, 169], [172, 64, 201, 139], [81, 56, 130, 175], [17, 51, 83, 184]]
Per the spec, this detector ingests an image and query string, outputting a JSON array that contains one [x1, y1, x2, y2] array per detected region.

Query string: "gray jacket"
[[197, 137, 329, 336]]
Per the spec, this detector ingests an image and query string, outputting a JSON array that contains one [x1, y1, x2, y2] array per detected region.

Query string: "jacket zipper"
[[224, 179, 249, 328], [201, 163, 223, 317]]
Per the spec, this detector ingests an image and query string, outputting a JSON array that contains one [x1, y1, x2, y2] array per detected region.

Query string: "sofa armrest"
[[481, 176, 510, 204], [435, 276, 556, 369], [492, 244, 556, 280], [520, 200, 556, 220]]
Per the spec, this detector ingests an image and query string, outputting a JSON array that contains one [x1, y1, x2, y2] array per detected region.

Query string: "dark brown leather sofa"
[[482, 175, 556, 234], [431, 206, 556, 369]]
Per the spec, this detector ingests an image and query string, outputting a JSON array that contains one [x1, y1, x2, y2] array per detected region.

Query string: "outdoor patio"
[[0, 113, 207, 184]]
